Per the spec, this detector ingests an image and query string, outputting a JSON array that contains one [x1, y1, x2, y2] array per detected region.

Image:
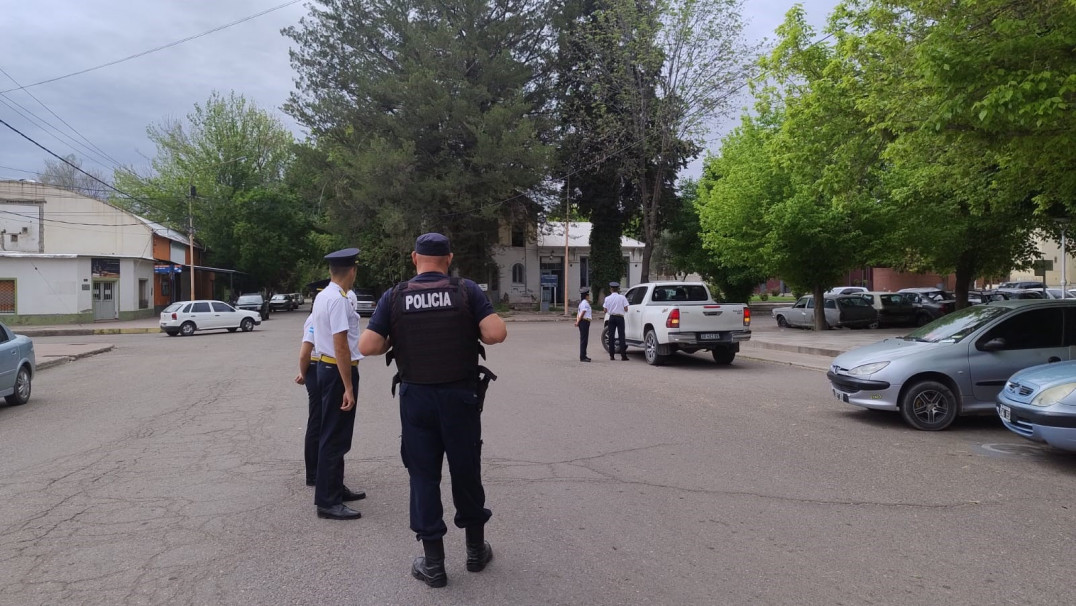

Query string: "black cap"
[[609, 281, 620, 288], [324, 247, 360, 267], [415, 233, 451, 256], [306, 278, 330, 294]]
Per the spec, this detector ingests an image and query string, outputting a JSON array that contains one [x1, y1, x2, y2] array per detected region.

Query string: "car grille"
[[1004, 415, 1035, 438], [1005, 381, 1034, 397]]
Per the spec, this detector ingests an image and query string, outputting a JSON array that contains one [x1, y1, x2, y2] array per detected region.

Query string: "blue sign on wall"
[[540, 274, 557, 286]]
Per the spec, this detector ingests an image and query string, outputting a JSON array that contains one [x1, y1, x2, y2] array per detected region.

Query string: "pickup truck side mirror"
[[980, 337, 1007, 352]]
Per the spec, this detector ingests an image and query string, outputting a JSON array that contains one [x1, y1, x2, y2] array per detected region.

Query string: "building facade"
[[0, 181, 211, 325]]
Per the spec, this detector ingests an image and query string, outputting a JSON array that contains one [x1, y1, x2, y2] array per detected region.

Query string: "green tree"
[[112, 91, 301, 287], [284, 0, 554, 286]]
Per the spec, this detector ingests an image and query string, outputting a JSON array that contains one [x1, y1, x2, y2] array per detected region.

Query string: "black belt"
[[608, 314, 624, 317]]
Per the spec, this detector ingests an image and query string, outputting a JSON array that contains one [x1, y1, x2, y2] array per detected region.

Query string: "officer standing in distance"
[[575, 287, 592, 362], [359, 233, 507, 589], [311, 249, 366, 520], [603, 281, 629, 360]]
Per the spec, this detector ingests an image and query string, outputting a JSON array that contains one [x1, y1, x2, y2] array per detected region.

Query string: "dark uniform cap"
[[415, 233, 451, 256], [609, 281, 620, 288], [324, 247, 360, 267], [580, 287, 591, 295]]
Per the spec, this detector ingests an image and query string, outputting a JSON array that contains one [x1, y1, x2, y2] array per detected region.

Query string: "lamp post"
[[1057, 217, 1070, 297], [188, 184, 196, 300]]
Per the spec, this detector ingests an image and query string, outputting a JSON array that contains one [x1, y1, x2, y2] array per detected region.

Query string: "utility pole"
[[563, 174, 570, 316], [188, 185, 196, 301]]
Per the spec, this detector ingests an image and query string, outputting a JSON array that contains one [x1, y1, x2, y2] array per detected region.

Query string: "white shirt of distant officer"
[[313, 265, 363, 411], [575, 293, 592, 325], [602, 287, 629, 317]]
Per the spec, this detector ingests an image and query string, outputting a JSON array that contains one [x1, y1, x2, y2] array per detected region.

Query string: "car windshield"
[[903, 305, 1011, 343], [163, 303, 184, 313], [271, 295, 286, 300], [237, 295, 261, 304]]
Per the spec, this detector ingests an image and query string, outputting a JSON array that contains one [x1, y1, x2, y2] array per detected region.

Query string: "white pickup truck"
[[601, 282, 752, 365]]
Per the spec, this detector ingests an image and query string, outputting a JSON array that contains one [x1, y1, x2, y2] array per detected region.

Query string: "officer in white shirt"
[[602, 281, 629, 361], [310, 248, 366, 520], [575, 287, 593, 362]]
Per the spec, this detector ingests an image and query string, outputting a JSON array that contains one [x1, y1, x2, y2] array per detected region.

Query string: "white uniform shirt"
[[312, 282, 362, 361], [603, 292, 629, 316], [347, 290, 358, 313], [577, 298, 592, 321], [302, 314, 320, 360]]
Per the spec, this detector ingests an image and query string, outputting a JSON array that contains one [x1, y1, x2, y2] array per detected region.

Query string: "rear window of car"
[[237, 295, 261, 304], [879, 294, 905, 306], [164, 303, 184, 313], [650, 285, 709, 302]]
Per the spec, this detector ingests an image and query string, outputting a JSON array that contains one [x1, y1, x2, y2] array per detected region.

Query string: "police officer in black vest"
[[359, 233, 507, 588]]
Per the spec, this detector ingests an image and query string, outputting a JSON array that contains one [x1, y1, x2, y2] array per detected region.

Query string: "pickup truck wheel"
[[600, 325, 610, 353], [776, 315, 789, 328], [711, 347, 735, 365], [643, 330, 666, 366]]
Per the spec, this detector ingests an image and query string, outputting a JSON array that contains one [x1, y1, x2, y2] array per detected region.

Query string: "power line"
[[0, 0, 304, 94]]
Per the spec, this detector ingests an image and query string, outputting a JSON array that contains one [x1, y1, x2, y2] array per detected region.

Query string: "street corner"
[[35, 343, 115, 371]]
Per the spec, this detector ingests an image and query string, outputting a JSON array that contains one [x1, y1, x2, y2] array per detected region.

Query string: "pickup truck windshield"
[[651, 285, 709, 302]]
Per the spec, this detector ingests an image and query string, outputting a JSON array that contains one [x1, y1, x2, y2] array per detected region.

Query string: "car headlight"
[[847, 361, 890, 376], [1032, 383, 1076, 407]]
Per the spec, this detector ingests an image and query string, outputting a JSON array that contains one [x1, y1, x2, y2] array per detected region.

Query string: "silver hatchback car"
[[828, 300, 1076, 430]]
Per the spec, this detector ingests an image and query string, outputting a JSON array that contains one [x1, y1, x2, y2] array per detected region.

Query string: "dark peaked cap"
[[415, 233, 451, 256], [325, 248, 360, 267]]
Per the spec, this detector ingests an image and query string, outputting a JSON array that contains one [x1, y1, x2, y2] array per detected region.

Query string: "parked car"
[[860, 291, 917, 327], [992, 288, 1045, 300], [1044, 288, 1074, 300], [829, 299, 1076, 431], [0, 321, 35, 406], [825, 286, 868, 296], [160, 300, 261, 336], [600, 281, 751, 365], [269, 294, 297, 311], [235, 293, 270, 320], [353, 293, 377, 317], [997, 360, 1076, 452], [289, 292, 305, 306], [968, 289, 1005, 305], [772, 295, 877, 329], [897, 288, 955, 325], [998, 280, 1046, 290]]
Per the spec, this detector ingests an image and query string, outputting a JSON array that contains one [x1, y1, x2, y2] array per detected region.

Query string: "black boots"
[[465, 526, 494, 572], [412, 539, 447, 588]]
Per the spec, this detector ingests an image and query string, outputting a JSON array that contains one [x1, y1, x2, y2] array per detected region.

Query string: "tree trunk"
[[813, 284, 828, 331], [953, 251, 977, 310], [639, 165, 666, 284]]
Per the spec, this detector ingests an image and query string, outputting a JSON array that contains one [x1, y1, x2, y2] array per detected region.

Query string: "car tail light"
[[666, 308, 680, 328], [171, 313, 177, 320], [743, 307, 751, 327]]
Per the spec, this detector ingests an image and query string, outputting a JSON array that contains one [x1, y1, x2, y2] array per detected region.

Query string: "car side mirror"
[[980, 337, 1007, 352]]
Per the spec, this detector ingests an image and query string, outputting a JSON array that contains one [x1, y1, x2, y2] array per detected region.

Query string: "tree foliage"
[[284, 0, 554, 288], [37, 154, 110, 200]]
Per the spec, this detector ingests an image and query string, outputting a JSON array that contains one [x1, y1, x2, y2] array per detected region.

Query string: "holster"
[[476, 365, 497, 413]]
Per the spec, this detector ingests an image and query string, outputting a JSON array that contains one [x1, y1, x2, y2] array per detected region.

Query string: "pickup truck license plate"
[[999, 404, 1011, 422], [699, 332, 723, 341]]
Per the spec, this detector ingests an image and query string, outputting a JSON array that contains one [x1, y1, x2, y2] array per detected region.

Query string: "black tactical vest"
[[389, 276, 479, 384]]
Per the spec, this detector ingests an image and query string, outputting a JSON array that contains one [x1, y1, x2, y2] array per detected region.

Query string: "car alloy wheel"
[[180, 321, 196, 337], [240, 318, 254, 332], [5, 366, 31, 405], [900, 380, 958, 431], [776, 315, 789, 328], [644, 330, 665, 366]]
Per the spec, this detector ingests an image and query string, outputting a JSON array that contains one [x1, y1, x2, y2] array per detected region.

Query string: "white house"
[[0, 181, 210, 325], [492, 221, 645, 308]]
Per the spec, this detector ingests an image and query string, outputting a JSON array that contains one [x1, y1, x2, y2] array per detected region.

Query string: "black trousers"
[[303, 363, 321, 484], [607, 315, 626, 357], [314, 362, 358, 508], [578, 319, 590, 359], [400, 382, 492, 541]]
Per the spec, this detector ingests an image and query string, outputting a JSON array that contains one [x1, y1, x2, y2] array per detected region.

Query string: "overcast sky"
[[0, 0, 840, 184]]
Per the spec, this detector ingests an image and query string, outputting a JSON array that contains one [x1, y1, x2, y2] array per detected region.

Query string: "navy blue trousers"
[[303, 363, 321, 484], [314, 363, 358, 508], [607, 315, 626, 358], [399, 382, 492, 541], [578, 319, 590, 360]]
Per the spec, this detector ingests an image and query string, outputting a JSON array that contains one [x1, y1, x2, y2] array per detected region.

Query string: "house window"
[[9, 234, 17, 244], [623, 256, 631, 287], [580, 257, 590, 288], [0, 279, 14, 313], [511, 263, 525, 284], [511, 227, 525, 247]]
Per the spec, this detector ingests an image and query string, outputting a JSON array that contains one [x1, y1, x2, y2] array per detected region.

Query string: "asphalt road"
[[2, 312, 1075, 605]]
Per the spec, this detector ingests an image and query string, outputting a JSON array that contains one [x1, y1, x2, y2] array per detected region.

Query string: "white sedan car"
[[160, 300, 261, 336]]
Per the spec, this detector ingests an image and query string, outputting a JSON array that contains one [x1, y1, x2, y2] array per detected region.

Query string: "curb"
[[36, 344, 115, 371], [92, 328, 161, 335], [746, 340, 845, 358], [17, 327, 161, 337]]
